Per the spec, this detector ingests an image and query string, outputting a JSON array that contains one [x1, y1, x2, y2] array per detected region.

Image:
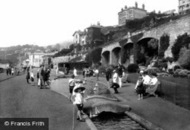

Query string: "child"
[[135, 76, 145, 100], [68, 75, 75, 101], [72, 83, 85, 122], [110, 70, 119, 94]]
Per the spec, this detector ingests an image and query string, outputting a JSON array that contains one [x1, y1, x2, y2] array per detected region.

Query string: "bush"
[[127, 64, 139, 73], [171, 33, 190, 61], [158, 34, 170, 58], [178, 49, 190, 70], [85, 47, 102, 65], [173, 69, 190, 77], [98, 66, 106, 74]]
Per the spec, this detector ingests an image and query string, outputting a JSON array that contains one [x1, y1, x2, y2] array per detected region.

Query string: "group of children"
[[135, 70, 159, 100], [68, 75, 86, 122]]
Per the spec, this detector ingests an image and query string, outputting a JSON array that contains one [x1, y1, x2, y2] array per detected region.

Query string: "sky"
[[0, 0, 178, 47]]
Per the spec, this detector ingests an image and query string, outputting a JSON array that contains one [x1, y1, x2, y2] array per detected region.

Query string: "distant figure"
[[6, 67, 9, 76], [39, 65, 45, 89], [55, 65, 59, 76], [26, 70, 30, 84], [110, 70, 119, 94], [73, 68, 78, 77], [11, 68, 14, 75], [117, 64, 124, 88], [94, 68, 99, 81], [68, 75, 75, 101], [37, 69, 40, 87], [44, 68, 51, 87], [30, 70, 35, 86], [105, 68, 112, 86]]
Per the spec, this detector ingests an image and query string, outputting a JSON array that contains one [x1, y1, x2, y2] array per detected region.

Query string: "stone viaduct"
[[101, 14, 190, 67]]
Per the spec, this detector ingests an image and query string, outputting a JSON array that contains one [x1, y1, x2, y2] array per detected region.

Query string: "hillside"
[[0, 44, 46, 66]]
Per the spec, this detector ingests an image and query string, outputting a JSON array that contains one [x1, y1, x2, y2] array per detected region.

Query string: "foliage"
[[127, 63, 139, 73], [165, 57, 174, 63], [147, 39, 158, 49], [154, 59, 168, 69], [85, 47, 102, 65], [178, 49, 190, 70], [173, 69, 190, 77], [53, 43, 76, 57], [53, 48, 72, 57], [171, 33, 190, 61], [158, 34, 170, 58]]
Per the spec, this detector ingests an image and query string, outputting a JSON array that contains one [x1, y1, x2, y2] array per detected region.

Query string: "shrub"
[[158, 34, 170, 58], [98, 66, 106, 74], [171, 33, 190, 61], [178, 49, 190, 70], [127, 64, 139, 73], [85, 47, 102, 65]]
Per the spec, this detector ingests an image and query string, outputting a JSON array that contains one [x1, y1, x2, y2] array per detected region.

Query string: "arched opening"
[[112, 47, 121, 66], [102, 51, 110, 66], [136, 37, 159, 66]]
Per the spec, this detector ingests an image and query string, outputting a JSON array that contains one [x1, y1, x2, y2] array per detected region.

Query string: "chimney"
[[142, 4, 145, 10], [97, 21, 100, 26], [135, 2, 138, 8]]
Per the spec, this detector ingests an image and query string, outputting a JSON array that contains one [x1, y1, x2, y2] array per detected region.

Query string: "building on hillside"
[[73, 30, 83, 44], [86, 22, 104, 48], [0, 63, 9, 69], [29, 52, 45, 67], [118, 2, 147, 25], [73, 30, 88, 53], [42, 52, 57, 68], [179, 0, 190, 14]]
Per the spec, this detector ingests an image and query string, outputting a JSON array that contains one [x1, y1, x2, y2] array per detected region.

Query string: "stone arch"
[[121, 42, 134, 66], [112, 47, 121, 66], [102, 51, 110, 66], [136, 37, 159, 66]]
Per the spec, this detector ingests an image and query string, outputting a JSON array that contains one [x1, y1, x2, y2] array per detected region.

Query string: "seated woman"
[[145, 72, 160, 97]]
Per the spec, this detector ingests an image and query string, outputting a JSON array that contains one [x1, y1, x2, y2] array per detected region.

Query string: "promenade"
[[0, 72, 90, 130], [1, 70, 190, 130]]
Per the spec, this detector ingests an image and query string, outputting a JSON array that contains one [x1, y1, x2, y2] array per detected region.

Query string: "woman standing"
[[26, 69, 30, 84]]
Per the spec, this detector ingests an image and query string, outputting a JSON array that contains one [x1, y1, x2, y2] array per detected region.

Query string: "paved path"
[[0, 72, 90, 130], [92, 76, 190, 130]]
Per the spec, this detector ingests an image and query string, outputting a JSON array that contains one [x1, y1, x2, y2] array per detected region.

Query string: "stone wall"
[[142, 15, 190, 57]]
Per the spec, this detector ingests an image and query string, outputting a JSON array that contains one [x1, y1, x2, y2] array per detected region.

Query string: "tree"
[[85, 47, 102, 64], [158, 34, 170, 58], [171, 33, 190, 61], [178, 49, 190, 70]]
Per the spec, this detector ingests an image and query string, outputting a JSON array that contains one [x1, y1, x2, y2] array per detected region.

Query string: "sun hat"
[[73, 83, 85, 92]]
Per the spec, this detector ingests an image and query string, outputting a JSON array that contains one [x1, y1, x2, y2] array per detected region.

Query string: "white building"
[[179, 0, 190, 14], [0, 63, 9, 69], [29, 52, 45, 67], [118, 2, 147, 25]]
